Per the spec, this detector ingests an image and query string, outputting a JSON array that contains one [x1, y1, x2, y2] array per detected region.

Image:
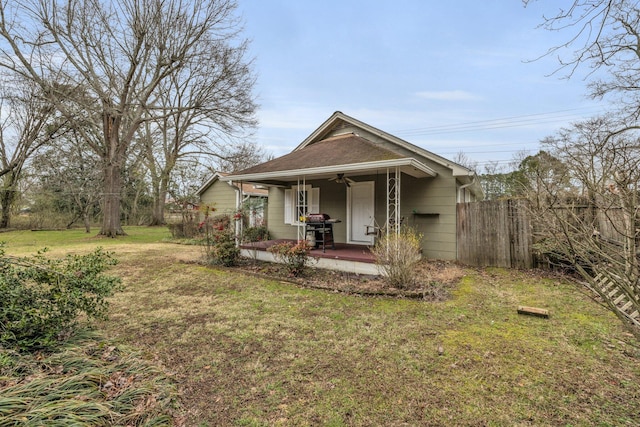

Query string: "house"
[[196, 172, 268, 227], [220, 111, 483, 270]]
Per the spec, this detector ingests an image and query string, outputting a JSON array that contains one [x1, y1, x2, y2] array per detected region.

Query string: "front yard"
[[2, 227, 640, 425]]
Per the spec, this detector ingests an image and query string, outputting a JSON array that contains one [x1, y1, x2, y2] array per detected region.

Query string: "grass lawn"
[[2, 227, 640, 426]]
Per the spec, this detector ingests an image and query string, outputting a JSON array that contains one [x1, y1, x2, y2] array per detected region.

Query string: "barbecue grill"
[[305, 213, 340, 252]]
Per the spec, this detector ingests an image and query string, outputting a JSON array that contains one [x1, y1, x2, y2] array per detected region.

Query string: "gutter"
[[220, 158, 438, 182]]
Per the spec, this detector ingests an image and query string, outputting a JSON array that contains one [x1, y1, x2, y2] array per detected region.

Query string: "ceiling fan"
[[328, 173, 355, 187]]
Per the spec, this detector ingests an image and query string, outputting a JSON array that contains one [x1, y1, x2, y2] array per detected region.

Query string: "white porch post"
[[297, 176, 306, 242], [385, 167, 401, 258], [386, 167, 401, 234], [236, 180, 244, 246]]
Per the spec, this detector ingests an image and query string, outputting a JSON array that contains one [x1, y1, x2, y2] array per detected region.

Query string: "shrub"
[[167, 220, 199, 239], [242, 225, 270, 243], [205, 229, 240, 267], [0, 245, 121, 351], [371, 227, 423, 289], [268, 241, 311, 277]]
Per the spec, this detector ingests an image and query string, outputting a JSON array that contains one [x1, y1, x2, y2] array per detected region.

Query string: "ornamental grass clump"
[[0, 331, 179, 425], [372, 227, 423, 289]]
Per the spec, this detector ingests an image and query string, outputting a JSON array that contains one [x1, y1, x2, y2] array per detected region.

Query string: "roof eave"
[[221, 158, 437, 183]]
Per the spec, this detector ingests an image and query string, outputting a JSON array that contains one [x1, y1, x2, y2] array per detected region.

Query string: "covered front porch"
[[240, 239, 379, 275]]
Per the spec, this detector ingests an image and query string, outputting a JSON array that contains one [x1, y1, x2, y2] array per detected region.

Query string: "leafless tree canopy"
[[0, 0, 256, 236], [527, 0, 640, 115], [532, 116, 640, 337], [0, 78, 64, 228]]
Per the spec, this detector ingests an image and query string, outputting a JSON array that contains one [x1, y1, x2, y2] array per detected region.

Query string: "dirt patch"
[[224, 258, 466, 301]]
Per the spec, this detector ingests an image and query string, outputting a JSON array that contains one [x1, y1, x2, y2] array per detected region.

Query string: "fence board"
[[457, 200, 532, 268]]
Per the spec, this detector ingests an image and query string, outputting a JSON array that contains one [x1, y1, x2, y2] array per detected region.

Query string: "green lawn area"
[[2, 227, 640, 426]]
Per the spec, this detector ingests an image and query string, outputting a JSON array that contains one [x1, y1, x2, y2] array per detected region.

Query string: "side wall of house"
[[199, 180, 237, 219], [402, 173, 458, 260]]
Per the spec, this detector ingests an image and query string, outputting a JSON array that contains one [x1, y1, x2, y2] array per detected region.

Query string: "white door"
[[348, 181, 374, 244]]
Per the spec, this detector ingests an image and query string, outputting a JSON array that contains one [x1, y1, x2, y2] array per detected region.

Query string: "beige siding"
[[401, 172, 458, 260], [199, 180, 237, 218], [268, 180, 349, 242], [267, 188, 294, 239]]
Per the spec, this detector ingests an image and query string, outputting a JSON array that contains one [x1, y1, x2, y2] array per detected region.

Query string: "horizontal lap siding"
[[199, 182, 237, 218], [268, 180, 349, 242], [402, 173, 457, 261], [267, 188, 295, 240]]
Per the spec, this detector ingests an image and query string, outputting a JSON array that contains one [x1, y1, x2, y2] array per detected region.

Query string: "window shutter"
[[310, 187, 320, 213], [284, 189, 293, 224]]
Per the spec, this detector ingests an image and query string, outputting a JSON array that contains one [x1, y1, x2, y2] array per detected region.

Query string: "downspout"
[[458, 174, 478, 203]]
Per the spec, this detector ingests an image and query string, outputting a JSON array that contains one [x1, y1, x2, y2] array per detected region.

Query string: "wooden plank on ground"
[[517, 306, 550, 318]]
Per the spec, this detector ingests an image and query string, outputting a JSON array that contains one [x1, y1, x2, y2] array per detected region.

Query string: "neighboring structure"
[[221, 111, 483, 260], [196, 172, 268, 227]]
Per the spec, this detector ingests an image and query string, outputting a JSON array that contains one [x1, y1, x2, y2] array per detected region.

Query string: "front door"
[[348, 181, 374, 244]]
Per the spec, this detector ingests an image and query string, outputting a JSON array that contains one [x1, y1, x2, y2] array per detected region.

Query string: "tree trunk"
[[0, 171, 19, 229], [83, 205, 91, 233], [0, 189, 14, 229], [100, 162, 125, 237], [149, 176, 168, 226]]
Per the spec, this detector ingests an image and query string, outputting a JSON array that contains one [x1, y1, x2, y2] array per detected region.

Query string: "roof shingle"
[[235, 133, 403, 175]]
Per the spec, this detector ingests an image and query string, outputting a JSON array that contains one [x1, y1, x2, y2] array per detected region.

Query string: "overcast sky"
[[237, 0, 610, 170]]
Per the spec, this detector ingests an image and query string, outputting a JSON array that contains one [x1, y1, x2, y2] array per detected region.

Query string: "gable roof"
[[298, 111, 474, 178], [223, 111, 481, 196], [196, 172, 269, 197], [232, 133, 404, 175]]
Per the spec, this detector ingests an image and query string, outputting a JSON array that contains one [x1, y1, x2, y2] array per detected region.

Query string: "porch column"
[[236, 180, 244, 246], [386, 167, 401, 235], [297, 176, 306, 242]]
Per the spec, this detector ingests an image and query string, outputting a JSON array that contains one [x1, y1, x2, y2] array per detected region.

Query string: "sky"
[[235, 0, 611, 171]]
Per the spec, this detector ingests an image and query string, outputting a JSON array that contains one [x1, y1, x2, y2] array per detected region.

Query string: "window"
[[284, 185, 319, 224]]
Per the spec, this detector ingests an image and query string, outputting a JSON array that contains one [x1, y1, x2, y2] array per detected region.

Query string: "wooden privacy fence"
[[457, 199, 533, 268]]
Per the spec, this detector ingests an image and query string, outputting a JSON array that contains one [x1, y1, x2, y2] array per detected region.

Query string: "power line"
[[391, 106, 607, 137]]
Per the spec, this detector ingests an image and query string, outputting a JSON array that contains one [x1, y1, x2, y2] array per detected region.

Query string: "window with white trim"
[[284, 185, 319, 225]]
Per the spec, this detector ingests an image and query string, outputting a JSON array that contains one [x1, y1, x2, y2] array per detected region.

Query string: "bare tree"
[[31, 131, 103, 232], [526, 1, 640, 117], [452, 151, 478, 173], [526, 2, 640, 336], [0, 0, 255, 236], [138, 42, 257, 225], [0, 79, 61, 228], [534, 116, 640, 338]]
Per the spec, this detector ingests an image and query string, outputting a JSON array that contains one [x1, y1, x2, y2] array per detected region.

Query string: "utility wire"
[[391, 106, 607, 137]]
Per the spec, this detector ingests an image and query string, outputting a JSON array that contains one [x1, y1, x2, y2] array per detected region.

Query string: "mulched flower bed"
[[230, 258, 466, 301]]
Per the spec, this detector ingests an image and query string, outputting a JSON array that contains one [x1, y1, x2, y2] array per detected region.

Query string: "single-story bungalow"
[[217, 111, 483, 272]]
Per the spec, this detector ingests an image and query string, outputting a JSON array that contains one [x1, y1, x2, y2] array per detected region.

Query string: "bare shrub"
[[372, 227, 423, 289]]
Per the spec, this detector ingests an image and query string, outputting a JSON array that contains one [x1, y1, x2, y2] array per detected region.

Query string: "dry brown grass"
[[100, 242, 640, 426], [4, 229, 640, 426]]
